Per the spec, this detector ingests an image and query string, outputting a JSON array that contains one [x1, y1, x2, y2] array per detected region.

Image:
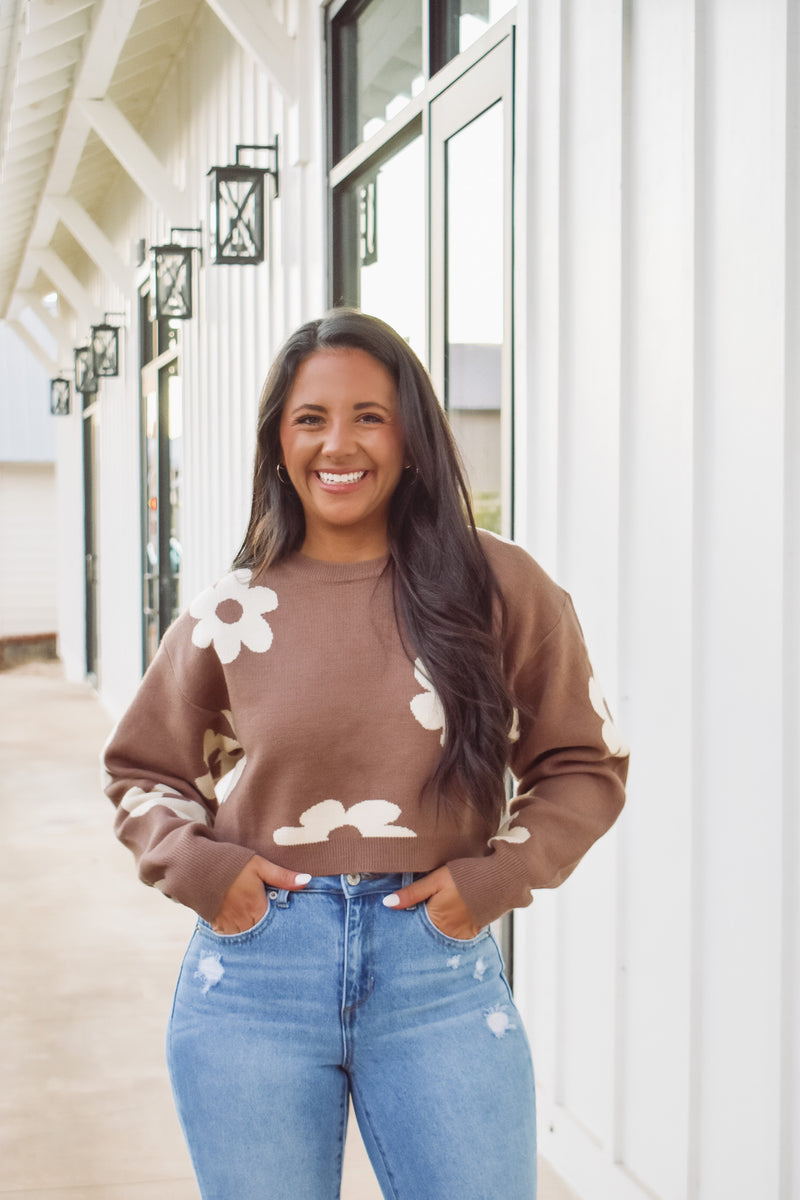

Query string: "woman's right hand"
[[211, 855, 311, 934]]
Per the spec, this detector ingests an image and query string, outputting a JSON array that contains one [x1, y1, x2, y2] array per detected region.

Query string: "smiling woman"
[[104, 309, 627, 1200], [277, 347, 406, 561]]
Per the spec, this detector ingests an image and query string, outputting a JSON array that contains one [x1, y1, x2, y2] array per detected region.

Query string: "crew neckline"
[[285, 551, 391, 583]]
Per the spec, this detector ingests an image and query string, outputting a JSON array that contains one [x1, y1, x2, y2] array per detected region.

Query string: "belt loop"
[[275, 888, 290, 908], [401, 870, 417, 910]]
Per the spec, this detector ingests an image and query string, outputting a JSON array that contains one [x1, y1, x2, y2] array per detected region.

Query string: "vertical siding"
[[617, 2, 695, 1195], [691, 2, 787, 1197], [515, 2, 797, 1198], [782, 7, 800, 1198], [556, 1, 623, 1156]]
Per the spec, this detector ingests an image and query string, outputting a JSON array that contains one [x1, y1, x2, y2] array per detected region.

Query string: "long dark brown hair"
[[234, 309, 513, 826]]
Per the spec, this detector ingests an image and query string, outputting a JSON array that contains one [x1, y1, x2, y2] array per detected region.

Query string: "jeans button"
[[268, 891, 278, 900], [346, 873, 361, 885]]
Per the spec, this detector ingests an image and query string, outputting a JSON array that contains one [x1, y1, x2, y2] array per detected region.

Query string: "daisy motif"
[[274, 798, 416, 845], [120, 783, 209, 826], [588, 676, 629, 757], [190, 569, 278, 665], [409, 659, 446, 745], [490, 801, 531, 846], [194, 711, 245, 801]]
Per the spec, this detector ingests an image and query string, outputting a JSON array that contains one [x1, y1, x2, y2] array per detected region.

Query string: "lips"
[[316, 471, 367, 485]]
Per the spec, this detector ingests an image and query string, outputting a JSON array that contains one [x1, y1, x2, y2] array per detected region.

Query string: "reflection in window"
[[338, 135, 425, 359], [457, 0, 515, 54], [445, 102, 504, 532], [332, 0, 423, 160]]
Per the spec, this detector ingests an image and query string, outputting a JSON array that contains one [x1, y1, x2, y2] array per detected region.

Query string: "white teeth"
[[318, 471, 366, 485]]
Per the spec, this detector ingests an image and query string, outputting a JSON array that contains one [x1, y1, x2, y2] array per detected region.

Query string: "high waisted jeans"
[[166, 873, 537, 1199]]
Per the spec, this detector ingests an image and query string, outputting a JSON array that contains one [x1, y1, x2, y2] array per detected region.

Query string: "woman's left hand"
[[383, 866, 482, 940]]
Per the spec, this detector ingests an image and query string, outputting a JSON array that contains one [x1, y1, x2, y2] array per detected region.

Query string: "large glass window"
[[332, 133, 425, 358], [445, 101, 504, 531], [331, 0, 423, 162], [330, 0, 515, 162], [430, 0, 516, 70], [329, 1, 514, 534]]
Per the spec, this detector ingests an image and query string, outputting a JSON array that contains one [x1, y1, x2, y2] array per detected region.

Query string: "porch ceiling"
[[0, 0, 204, 329]]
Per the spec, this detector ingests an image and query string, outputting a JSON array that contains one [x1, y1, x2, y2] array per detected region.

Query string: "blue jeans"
[[167, 873, 537, 1199]]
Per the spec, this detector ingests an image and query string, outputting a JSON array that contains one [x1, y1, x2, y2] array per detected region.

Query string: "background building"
[[0, 2, 797, 1198], [0, 321, 58, 666]]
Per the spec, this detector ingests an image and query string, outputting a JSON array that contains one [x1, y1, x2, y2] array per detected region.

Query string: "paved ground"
[[0, 662, 576, 1200]]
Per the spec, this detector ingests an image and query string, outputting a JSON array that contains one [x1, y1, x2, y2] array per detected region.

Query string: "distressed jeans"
[[167, 873, 537, 1200]]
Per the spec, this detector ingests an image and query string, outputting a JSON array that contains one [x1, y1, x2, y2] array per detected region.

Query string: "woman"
[[105, 309, 628, 1200]]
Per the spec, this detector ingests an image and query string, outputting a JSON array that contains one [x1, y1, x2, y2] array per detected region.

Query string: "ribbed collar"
[[282, 550, 391, 584]]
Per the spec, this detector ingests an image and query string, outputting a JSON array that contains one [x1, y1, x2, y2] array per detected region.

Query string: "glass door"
[[430, 36, 515, 971], [139, 285, 182, 668], [429, 35, 514, 537]]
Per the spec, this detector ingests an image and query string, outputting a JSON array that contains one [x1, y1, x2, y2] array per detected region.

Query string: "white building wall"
[[514, 2, 798, 1199], [0, 322, 58, 643], [0, 463, 58, 637]]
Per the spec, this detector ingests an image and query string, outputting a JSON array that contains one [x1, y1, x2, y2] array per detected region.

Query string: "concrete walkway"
[[0, 662, 576, 1200]]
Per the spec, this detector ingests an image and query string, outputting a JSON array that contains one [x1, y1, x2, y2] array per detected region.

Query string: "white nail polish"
[[383, 894, 400, 907], [295, 873, 312, 885]]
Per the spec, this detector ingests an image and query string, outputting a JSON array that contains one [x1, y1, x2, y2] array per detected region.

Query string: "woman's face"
[[279, 347, 405, 561]]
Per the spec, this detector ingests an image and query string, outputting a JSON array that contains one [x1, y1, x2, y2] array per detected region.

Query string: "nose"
[[321, 417, 356, 459]]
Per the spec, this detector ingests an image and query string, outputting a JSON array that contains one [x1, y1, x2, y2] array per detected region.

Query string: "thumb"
[[251, 855, 312, 891], [382, 868, 448, 911]]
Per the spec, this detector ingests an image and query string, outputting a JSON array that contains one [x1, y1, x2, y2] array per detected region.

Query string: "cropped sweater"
[[104, 532, 628, 928]]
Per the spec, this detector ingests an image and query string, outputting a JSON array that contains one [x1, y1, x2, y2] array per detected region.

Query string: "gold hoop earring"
[[404, 464, 419, 481], [276, 463, 290, 485]]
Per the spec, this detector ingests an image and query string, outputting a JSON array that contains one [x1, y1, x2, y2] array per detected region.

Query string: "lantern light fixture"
[[90, 312, 125, 377], [208, 139, 279, 265], [150, 227, 204, 320], [50, 377, 71, 415], [74, 345, 98, 395]]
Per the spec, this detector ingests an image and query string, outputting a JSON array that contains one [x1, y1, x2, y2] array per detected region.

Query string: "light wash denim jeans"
[[167, 872, 537, 1199]]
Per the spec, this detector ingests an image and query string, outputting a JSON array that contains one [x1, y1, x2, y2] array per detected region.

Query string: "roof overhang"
[[0, 0, 301, 371]]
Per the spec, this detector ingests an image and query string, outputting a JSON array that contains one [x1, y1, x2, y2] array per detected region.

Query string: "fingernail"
[[295, 873, 312, 885], [383, 894, 400, 907]]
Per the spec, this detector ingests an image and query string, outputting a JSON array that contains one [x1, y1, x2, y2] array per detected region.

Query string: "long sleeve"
[[103, 618, 255, 921], [447, 549, 628, 927]]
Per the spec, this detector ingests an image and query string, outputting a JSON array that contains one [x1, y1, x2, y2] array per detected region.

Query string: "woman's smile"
[[316, 469, 368, 487], [279, 348, 406, 560]]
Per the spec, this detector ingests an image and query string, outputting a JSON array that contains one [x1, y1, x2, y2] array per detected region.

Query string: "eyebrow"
[[290, 400, 392, 413]]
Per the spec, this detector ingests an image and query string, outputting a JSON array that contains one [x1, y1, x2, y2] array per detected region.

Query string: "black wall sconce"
[[150, 227, 203, 319], [90, 312, 125, 377], [74, 345, 98, 395], [207, 140, 279, 265], [50, 377, 71, 415]]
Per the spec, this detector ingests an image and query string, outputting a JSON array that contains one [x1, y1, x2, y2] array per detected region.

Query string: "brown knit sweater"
[[104, 532, 627, 927]]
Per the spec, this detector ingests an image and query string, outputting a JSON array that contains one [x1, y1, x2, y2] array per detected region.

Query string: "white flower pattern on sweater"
[[273, 798, 417, 845], [190, 569, 278, 664], [194, 711, 245, 801], [409, 659, 446, 745], [588, 676, 629, 757], [120, 782, 209, 826]]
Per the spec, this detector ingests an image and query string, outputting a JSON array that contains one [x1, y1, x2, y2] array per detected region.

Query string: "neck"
[[301, 527, 389, 563]]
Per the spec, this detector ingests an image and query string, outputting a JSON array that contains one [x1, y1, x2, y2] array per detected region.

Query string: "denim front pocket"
[[196, 892, 275, 945], [417, 899, 490, 948]]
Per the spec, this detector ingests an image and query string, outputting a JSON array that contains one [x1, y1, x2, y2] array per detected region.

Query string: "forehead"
[[286, 347, 397, 405]]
